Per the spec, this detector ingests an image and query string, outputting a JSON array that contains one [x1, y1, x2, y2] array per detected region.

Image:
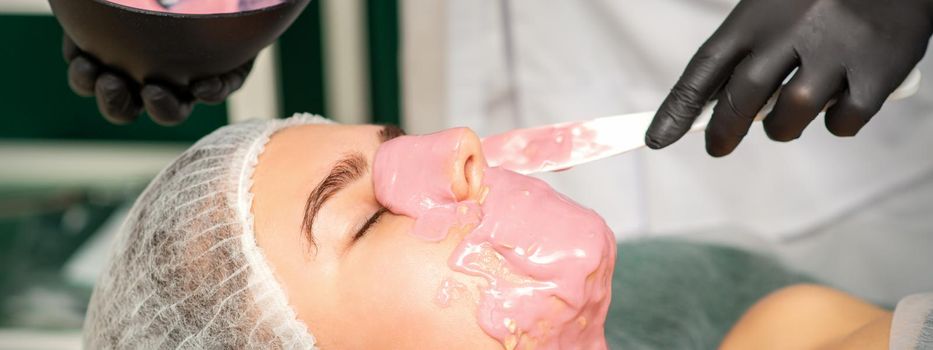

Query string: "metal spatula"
[[483, 69, 922, 175]]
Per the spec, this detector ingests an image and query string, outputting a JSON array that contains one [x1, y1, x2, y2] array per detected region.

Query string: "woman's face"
[[251, 124, 500, 349]]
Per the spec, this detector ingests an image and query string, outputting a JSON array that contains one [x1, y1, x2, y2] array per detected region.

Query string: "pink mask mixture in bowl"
[[105, 0, 285, 14], [374, 128, 617, 349]]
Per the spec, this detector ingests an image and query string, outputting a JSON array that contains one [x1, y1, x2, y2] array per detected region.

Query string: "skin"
[[247, 123, 890, 349], [720, 284, 892, 350], [250, 124, 501, 349]]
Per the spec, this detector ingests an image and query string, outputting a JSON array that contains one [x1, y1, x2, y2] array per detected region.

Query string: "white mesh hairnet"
[[83, 113, 332, 349]]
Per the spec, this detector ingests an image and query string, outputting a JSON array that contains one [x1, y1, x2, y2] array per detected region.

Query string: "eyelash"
[[353, 207, 387, 242]]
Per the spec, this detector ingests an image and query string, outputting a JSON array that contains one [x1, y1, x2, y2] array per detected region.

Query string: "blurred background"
[[0, 0, 398, 348], [3, 0, 933, 349]]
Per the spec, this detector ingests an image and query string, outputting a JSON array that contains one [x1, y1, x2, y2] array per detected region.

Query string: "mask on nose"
[[374, 128, 617, 350]]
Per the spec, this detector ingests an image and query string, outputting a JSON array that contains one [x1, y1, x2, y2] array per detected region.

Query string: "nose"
[[448, 128, 486, 201]]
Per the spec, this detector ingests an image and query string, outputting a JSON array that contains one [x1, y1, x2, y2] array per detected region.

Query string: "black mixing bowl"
[[48, 0, 310, 88]]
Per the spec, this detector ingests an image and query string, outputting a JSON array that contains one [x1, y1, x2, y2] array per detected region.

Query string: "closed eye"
[[353, 207, 388, 242]]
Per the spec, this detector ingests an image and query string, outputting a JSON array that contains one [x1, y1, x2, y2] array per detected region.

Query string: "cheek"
[[341, 217, 457, 314], [337, 217, 497, 347]]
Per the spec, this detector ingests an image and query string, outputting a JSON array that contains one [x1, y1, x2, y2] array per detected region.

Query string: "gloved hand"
[[646, 0, 933, 156], [63, 35, 254, 125]]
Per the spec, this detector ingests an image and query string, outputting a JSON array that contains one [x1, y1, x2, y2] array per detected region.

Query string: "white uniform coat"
[[435, 0, 933, 243]]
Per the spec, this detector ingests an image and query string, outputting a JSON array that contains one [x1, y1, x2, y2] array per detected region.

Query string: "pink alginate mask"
[[374, 128, 616, 350], [106, 0, 285, 14]]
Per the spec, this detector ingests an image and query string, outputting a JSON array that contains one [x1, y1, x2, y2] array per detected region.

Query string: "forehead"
[[270, 123, 383, 153], [259, 124, 383, 177]]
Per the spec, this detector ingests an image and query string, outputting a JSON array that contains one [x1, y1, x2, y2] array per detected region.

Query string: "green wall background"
[[367, 0, 401, 126], [279, 1, 328, 119], [0, 0, 400, 141], [0, 15, 228, 142]]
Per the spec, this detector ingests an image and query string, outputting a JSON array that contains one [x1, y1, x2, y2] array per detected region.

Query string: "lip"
[[373, 130, 615, 348], [448, 168, 615, 349]]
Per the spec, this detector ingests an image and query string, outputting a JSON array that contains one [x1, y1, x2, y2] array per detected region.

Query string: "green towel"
[[605, 239, 813, 349]]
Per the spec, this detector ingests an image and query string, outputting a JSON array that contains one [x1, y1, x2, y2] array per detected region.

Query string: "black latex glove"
[[63, 35, 254, 125], [646, 0, 933, 156]]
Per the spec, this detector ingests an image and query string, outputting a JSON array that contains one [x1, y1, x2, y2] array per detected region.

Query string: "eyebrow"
[[300, 125, 405, 250], [379, 124, 405, 143]]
